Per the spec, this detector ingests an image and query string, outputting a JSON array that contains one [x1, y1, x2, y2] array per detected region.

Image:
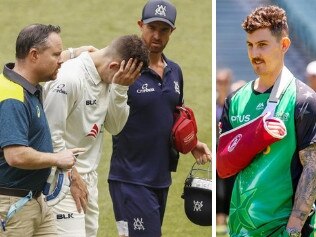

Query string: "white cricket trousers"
[[53, 171, 99, 237]]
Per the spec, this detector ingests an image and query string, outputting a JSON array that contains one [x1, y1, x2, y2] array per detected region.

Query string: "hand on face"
[[112, 58, 143, 86]]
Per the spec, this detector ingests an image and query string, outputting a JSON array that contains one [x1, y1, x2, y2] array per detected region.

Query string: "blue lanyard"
[[0, 191, 33, 231]]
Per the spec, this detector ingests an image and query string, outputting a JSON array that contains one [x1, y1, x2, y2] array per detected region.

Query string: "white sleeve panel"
[[104, 83, 130, 135], [43, 64, 82, 152]]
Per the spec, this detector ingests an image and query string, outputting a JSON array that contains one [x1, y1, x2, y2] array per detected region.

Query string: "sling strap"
[[262, 66, 294, 117]]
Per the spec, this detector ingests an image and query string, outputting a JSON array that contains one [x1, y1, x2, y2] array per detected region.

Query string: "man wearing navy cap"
[[108, 0, 211, 236]]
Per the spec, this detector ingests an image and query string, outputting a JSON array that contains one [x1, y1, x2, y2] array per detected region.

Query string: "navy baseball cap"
[[141, 0, 177, 29]]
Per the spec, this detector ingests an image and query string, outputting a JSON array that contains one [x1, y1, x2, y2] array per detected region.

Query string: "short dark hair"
[[16, 24, 61, 59], [111, 35, 149, 72], [242, 5, 289, 40]]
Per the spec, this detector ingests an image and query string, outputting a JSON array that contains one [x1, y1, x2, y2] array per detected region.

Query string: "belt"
[[0, 187, 41, 198]]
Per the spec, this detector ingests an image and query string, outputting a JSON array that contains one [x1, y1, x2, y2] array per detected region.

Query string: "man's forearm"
[[287, 144, 316, 230], [4, 145, 57, 169], [104, 83, 130, 135], [60, 46, 98, 62]]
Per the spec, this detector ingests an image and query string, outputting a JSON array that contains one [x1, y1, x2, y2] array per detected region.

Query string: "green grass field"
[[0, 1, 212, 236]]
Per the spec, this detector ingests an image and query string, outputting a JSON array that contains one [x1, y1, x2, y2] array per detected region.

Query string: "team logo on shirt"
[[256, 102, 265, 110], [275, 111, 290, 122], [137, 83, 155, 93], [52, 84, 67, 95], [86, 124, 99, 138], [36, 105, 41, 118], [174, 81, 180, 94]]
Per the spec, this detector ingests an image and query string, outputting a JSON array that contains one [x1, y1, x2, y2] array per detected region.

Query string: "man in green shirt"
[[217, 5, 316, 237]]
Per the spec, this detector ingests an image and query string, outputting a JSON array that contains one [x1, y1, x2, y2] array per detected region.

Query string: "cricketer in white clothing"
[[43, 35, 149, 237]]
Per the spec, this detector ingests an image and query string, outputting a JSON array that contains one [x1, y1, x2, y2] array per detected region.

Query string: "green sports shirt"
[[220, 73, 316, 236]]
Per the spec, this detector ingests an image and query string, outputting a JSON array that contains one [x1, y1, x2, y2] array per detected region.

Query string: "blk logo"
[[86, 100, 97, 106], [56, 213, 74, 219]]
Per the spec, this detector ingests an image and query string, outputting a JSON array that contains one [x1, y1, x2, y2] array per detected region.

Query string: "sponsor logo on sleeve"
[[52, 84, 67, 95]]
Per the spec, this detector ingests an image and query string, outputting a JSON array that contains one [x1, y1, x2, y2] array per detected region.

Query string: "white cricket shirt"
[[43, 52, 129, 174]]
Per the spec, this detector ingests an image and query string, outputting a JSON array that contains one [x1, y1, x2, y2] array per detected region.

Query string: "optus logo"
[[231, 115, 251, 123]]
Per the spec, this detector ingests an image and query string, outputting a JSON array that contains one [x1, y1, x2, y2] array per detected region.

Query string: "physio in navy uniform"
[[108, 1, 211, 237]]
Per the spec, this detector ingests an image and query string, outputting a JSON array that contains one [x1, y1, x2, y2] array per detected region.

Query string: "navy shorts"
[[109, 181, 169, 237]]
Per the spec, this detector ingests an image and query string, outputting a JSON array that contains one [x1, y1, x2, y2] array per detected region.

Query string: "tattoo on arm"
[[293, 144, 316, 224]]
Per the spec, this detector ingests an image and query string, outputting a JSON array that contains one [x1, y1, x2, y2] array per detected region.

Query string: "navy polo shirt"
[[109, 55, 183, 188], [0, 63, 53, 192]]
